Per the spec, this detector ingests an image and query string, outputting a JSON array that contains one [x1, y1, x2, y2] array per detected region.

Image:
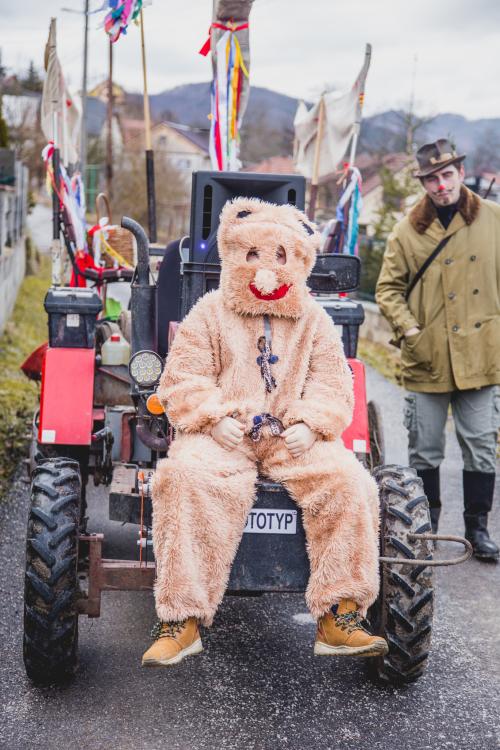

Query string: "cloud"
[[1, 0, 500, 120]]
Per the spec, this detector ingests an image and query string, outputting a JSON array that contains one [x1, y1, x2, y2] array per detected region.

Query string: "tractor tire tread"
[[23, 459, 81, 685], [369, 464, 434, 686]]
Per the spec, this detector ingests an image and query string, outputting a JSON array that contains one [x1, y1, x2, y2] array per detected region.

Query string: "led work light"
[[128, 350, 163, 388]]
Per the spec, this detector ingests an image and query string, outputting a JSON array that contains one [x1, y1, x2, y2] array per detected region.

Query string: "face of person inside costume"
[[421, 163, 464, 206], [217, 197, 321, 318]]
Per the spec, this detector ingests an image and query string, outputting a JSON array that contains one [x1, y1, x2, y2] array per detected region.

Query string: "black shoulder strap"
[[405, 235, 452, 301]]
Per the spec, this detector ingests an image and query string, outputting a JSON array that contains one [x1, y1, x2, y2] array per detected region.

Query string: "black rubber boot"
[[416, 468, 441, 533], [463, 470, 499, 562]]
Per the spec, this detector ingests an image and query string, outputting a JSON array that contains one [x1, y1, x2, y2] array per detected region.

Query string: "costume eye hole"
[[246, 248, 259, 262], [237, 210, 252, 219], [300, 221, 314, 236], [276, 246, 287, 265]]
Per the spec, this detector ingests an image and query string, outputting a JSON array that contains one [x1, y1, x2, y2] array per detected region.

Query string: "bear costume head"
[[217, 197, 321, 319]]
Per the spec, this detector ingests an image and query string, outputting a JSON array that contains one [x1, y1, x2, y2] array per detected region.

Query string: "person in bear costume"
[[142, 197, 387, 667]]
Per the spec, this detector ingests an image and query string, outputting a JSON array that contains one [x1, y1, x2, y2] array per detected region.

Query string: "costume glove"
[[211, 416, 245, 450], [282, 422, 317, 458]]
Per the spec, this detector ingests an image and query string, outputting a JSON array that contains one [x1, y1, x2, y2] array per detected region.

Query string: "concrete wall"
[[0, 236, 26, 334], [0, 153, 29, 336]]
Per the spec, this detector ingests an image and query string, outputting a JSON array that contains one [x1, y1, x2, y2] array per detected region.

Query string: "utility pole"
[[406, 53, 418, 155], [106, 38, 113, 199], [80, 0, 89, 186]]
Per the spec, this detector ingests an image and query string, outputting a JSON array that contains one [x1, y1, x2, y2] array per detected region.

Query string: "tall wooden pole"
[[106, 38, 113, 200], [307, 95, 325, 221], [140, 9, 156, 242], [80, 0, 89, 187]]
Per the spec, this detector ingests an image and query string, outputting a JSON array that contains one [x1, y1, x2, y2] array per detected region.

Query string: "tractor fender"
[[342, 358, 370, 455], [38, 347, 96, 446]]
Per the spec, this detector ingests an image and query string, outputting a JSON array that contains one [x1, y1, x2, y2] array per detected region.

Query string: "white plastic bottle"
[[101, 333, 131, 366]]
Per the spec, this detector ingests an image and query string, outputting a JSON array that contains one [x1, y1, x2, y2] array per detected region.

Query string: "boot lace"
[[332, 610, 369, 635], [150, 620, 186, 640]]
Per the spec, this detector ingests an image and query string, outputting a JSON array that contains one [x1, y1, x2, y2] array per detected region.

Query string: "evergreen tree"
[[23, 61, 43, 93], [0, 97, 9, 148], [359, 160, 417, 297]]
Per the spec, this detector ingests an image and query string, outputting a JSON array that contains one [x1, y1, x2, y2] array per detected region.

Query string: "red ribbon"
[[199, 21, 249, 56]]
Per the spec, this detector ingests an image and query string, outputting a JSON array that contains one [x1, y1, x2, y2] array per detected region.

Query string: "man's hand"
[[404, 326, 421, 337], [211, 416, 245, 450], [282, 423, 317, 458]]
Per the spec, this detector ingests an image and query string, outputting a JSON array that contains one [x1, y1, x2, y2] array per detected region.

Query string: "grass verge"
[[357, 337, 402, 386], [0, 255, 50, 500]]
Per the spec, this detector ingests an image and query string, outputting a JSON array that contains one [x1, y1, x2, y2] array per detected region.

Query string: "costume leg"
[[261, 438, 380, 618], [151, 433, 257, 626]]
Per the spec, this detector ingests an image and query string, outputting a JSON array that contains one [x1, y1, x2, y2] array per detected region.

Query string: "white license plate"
[[243, 508, 297, 535]]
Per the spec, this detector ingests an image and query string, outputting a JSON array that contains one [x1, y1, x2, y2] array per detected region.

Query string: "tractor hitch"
[[380, 532, 472, 566]]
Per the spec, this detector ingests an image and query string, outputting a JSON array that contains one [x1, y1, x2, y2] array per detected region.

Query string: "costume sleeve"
[[283, 310, 354, 441], [375, 231, 420, 343], [156, 299, 240, 433]]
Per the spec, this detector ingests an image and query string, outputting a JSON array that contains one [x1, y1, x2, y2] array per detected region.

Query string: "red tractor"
[[22, 170, 470, 686]]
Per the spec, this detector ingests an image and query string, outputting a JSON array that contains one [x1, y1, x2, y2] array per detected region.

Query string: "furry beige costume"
[[151, 198, 380, 626]]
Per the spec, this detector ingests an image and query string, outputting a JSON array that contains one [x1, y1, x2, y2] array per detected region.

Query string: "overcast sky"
[[1, 0, 499, 120]]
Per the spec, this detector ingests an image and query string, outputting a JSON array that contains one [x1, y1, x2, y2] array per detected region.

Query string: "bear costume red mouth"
[[248, 282, 292, 300]]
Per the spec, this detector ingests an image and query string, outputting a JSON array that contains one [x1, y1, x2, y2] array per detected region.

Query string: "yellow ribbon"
[[101, 235, 134, 269]]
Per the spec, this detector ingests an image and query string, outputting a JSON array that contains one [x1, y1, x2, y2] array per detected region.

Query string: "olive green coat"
[[376, 186, 500, 392]]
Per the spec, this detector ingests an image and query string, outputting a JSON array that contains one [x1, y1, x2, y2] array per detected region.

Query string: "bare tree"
[[112, 149, 190, 243]]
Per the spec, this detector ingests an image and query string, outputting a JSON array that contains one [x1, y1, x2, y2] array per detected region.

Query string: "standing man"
[[376, 138, 499, 561]]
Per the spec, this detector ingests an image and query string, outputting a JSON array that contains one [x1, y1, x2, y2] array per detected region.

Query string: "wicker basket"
[[95, 193, 137, 268]]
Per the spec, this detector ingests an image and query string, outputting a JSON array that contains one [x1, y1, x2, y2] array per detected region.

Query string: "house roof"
[[163, 121, 209, 154], [359, 152, 410, 195], [120, 118, 210, 154], [247, 153, 410, 196], [248, 155, 296, 174]]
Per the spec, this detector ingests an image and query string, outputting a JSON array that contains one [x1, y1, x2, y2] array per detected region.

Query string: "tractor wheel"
[[23, 458, 82, 684], [367, 400, 385, 471], [368, 464, 434, 686]]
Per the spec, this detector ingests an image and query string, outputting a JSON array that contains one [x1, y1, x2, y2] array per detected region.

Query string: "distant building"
[[120, 119, 211, 173], [249, 151, 419, 234], [88, 81, 126, 106], [2, 94, 40, 130]]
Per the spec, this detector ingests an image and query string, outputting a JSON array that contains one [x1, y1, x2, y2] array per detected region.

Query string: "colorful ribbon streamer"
[[103, 0, 144, 43], [200, 23, 249, 172]]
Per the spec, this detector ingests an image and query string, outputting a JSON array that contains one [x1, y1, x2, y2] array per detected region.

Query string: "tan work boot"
[[314, 599, 388, 658], [142, 617, 203, 667]]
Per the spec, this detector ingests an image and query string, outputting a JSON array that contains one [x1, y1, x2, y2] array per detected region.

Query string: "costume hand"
[[282, 423, 317, 458], [211, 416, 245, 450]]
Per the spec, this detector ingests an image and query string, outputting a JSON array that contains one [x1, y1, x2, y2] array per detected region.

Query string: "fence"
[[0, 148, 29, 336]]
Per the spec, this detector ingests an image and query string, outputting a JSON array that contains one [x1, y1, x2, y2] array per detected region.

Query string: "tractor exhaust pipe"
[[121, 216, 157, 356]]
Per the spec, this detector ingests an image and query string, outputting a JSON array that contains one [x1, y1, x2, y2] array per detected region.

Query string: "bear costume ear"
[[219, 196, 261, 227]]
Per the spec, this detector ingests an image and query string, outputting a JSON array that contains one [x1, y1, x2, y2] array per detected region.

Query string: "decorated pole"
[[103, 1, 156, 241], [106, 38, 113, 198], [307, 95, 325, 221], [200, 0, 254, 171], [139, 8, 156, 242], [346, 43, 372, 170]]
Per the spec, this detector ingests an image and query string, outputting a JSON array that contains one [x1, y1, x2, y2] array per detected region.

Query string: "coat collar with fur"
[[409, 185, 481, 235]]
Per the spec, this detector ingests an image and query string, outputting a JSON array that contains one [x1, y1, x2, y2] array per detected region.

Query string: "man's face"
[[421, 163, 464, 206]]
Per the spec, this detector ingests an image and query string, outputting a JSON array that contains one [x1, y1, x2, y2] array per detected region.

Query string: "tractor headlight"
[[129, 350, 163, 388]]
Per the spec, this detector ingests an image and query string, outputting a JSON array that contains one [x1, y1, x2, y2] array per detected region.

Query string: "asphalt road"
[[1, 366, 499, 750]]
